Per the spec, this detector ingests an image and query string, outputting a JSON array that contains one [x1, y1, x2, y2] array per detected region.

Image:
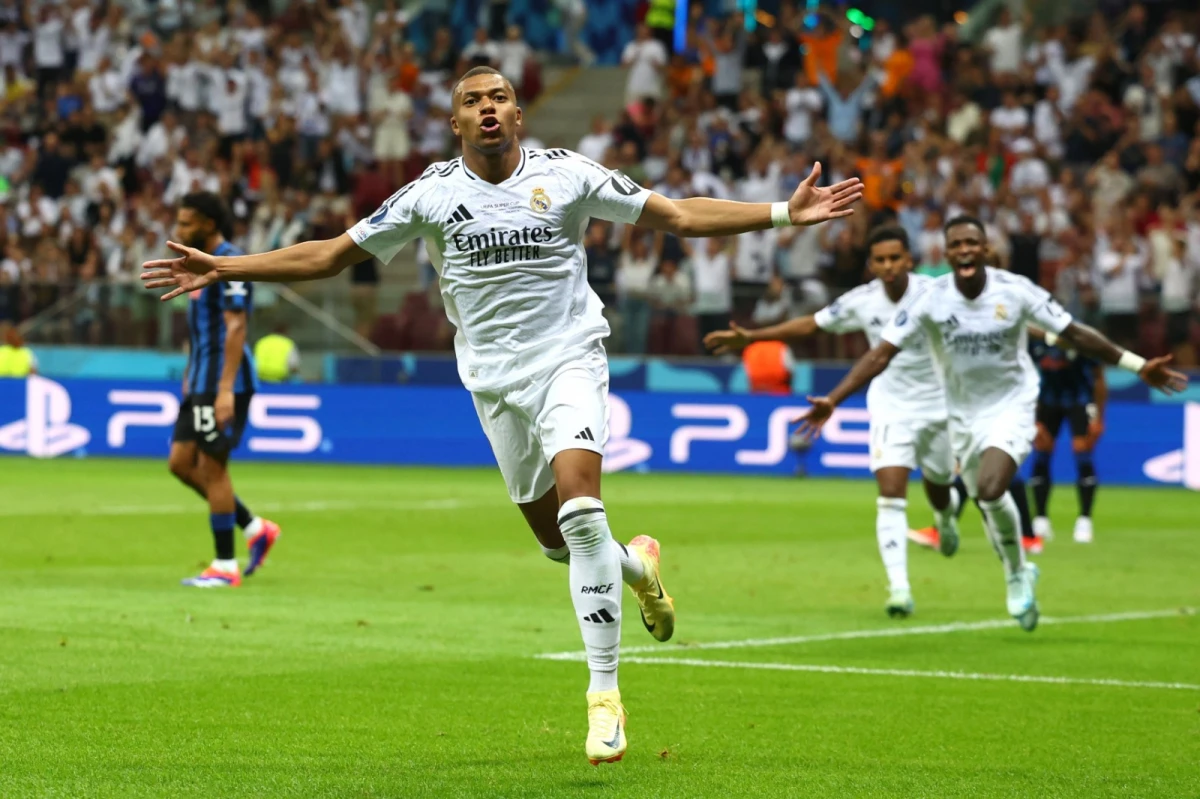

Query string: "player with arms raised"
[[704, 226, 959, 618], [142, 66, 864, 764], [797, 216, 1186, 631]]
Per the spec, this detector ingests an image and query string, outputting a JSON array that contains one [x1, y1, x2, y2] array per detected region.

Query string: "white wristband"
[[770, 201, 792, 228], [1118, 350, 1147, 374]]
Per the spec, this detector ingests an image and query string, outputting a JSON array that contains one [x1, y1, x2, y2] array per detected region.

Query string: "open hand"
[[141, 241, 219, 301], [1139, 355, 1189, 395], [791, 395, 836, 440], [703, 322, 753, 355], [789, 163, 864, 226]]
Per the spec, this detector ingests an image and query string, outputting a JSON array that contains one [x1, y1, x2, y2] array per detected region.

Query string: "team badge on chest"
[[530, 187, 551, 213], [994, 303, 1009, 321]]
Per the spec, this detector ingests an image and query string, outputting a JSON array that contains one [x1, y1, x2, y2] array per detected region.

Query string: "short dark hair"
[[867, 225, 910, 252], [180, 192, 232, 239], [943, 215, 986, 236], [452, 66, 516, 106]]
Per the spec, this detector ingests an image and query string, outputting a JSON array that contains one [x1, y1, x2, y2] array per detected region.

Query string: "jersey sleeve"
[[1019, 278, 1073, 334], [220, 280, 251, 312], [813, 293, 862, 333], [881, 287, 932, 350], [347, 180, 427, 264], [572, 153, 652, 224]]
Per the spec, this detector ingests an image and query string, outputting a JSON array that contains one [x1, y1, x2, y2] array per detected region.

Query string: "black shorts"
[[1036, 403, 1090, 440], [173, 393, 253, 457]]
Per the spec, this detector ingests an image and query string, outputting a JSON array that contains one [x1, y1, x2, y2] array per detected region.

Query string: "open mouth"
[[480, 117, 501, 135], [954, 261, 978, 279]]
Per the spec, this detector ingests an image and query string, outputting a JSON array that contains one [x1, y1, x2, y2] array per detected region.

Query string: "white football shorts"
[[869, 415, 954, 485], [471, 343, 609, 504], [952, 405, 1036, 498]]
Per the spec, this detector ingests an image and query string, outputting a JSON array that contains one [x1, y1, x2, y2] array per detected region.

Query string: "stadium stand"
[[1, 0, 1199, 367]]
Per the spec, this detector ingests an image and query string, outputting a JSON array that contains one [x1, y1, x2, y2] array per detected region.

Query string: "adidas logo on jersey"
[[445, 204, 474, 225], [574, 427, 595, 441]]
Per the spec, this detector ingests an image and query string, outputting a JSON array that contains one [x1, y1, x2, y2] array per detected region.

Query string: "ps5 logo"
[[0, 376, 92, 457]]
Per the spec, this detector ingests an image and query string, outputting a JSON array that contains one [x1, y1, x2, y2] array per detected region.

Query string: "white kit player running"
[[797, 216, 1187, 631], [141, 66, 865, 764], [705, 226, 959, 618]]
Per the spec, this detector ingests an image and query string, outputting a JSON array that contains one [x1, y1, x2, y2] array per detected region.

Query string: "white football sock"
[[541, 540, 644, 586], [211, 558, 239, 573], [979, 494, 1025, 575], [558, 497, 622, 693], [876, 497, 909, 591], [242, 517, 264, 539]]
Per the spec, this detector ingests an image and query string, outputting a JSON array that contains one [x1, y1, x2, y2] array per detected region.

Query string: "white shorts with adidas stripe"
[[470, 342, 609, 504]]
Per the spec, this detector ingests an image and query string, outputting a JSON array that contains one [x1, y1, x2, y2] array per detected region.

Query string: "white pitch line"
[[618, 656, 1200, 692], [535, 608, 1193, 661]]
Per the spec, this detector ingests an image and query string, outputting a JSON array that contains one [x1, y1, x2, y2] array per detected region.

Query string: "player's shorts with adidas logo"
[[471, 343, 610, 503], [173, 393, 253, 457]]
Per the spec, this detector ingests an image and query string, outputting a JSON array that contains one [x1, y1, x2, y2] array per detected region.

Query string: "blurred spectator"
[[622, 24, 667, 105], [1094, 221, 1148, 349], [982, 8, 1027, 77], [751, 276, 793, 328], [687, 237, 733, 342], [616, 232, 658, 354]]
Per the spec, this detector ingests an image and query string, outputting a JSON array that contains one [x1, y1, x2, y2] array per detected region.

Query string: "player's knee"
[[976, 475, 1008, 503], [1071, 436, 1093, 455], [556, 496, 609, 552], [1033, 427, 1053, 452], [167, 453, 191, 480]]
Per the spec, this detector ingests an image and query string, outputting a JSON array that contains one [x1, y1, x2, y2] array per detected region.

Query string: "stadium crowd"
[[0, 0, 542, 345], [1, 0, 1200, 367], [585, 2, 1200, 365]]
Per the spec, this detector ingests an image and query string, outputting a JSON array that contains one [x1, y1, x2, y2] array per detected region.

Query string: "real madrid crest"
[[994, 303, 1008, 321], [530, 187, 551, 213]]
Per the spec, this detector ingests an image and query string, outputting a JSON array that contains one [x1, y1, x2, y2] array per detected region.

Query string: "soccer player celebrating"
[[142, 67, 863, 764], [1027, 326, 1106, 544], [167, 192, 280, 588], [704, 226, 959, 618], [796, 216, 1185, 631]]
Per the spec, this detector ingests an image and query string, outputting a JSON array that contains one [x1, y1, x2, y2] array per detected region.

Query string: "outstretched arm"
[[1055, 320, 1187, 394], [142, 234, 370, 301], [794, 341, 901, 438], [636, 162, 863, 238], [704, 315, 820, 355]]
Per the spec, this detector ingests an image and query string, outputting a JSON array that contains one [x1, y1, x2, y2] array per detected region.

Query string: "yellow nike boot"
[[585, 689, 627, 765], [627, 535, 675, 642]]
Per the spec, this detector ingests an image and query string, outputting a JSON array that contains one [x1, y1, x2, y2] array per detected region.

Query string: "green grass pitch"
[[1, 457, 1198, 798]]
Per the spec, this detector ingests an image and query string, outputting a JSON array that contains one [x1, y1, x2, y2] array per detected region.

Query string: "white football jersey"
[[814, 274, 945, 421], [347, 147, 651, 391], [882, 268, 1073, 420]]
